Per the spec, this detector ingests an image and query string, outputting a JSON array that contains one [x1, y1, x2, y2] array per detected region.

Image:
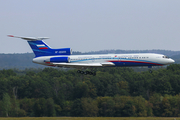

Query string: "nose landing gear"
[[148, 66, 153, 74]]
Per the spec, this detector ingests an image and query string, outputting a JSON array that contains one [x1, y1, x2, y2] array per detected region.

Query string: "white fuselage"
[[32, 53, 175, 68]]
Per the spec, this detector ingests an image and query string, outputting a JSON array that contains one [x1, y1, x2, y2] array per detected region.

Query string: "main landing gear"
[[77, 70, 96, 76]]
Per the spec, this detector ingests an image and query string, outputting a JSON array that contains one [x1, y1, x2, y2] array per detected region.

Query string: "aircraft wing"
[[52, 62, 114, 68]]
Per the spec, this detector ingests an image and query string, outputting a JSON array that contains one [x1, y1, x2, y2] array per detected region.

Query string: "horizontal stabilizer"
[[8, 35, 49, 41]]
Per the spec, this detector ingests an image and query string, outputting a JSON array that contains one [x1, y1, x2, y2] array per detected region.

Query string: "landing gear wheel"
[[86, 71, 90, 74], [93, 71, 96, 76], [81, 71, 84, 74], [84, 71, 87, 75]]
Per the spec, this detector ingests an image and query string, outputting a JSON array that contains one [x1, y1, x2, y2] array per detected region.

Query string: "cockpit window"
[[163, 56, 169, 58]]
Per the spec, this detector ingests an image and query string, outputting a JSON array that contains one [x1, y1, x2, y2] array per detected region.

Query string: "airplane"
[[8, 35, 175, 76]]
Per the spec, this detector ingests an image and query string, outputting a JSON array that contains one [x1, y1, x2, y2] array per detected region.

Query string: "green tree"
[[33, 98, 47, 117], [61, 101, 72, 116], [117, 81, 129, 96], [71, 99, 83, 116], [122, 100, 136, 117], [149, 93, 163, 116], [46, 98, 56, 117], [133, 96, 148, 117], [81, 98, 98, 117], [10, 97, 20, 117], [2, 93, 11, 117], [74, 82, 89, 99], [161, 97, 172, 117], [97, 96, 115, 117], [19, 98, 35, 117]]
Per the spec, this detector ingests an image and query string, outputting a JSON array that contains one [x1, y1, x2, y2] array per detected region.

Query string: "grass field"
[[0, 117, 179, 120]]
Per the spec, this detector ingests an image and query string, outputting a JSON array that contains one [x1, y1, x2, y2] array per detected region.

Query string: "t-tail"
[[8, 35, 72, 57]]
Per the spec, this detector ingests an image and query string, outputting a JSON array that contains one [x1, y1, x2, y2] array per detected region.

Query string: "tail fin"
[[8, 35, 72, 57]]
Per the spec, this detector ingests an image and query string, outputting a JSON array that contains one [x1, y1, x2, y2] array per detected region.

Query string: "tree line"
[[0, 64, 180, 117]]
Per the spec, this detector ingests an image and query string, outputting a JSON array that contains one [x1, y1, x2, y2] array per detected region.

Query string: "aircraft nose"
[[170, 59, 175, 64]]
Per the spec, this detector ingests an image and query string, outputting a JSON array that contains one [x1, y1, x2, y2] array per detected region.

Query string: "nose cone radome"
[[169, 59, 175, 64]]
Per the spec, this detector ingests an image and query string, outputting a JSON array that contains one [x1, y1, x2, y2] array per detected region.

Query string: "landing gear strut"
[[77, 70, 96, 76], [149, 69, 152, 73], [148, 66, 153, 73]]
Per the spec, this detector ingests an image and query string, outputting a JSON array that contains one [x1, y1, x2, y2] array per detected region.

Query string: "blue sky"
[[1, 0, 180, 53]]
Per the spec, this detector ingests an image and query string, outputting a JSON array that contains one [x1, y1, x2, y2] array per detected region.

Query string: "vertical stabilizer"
[[8, 35, 72, 57]]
